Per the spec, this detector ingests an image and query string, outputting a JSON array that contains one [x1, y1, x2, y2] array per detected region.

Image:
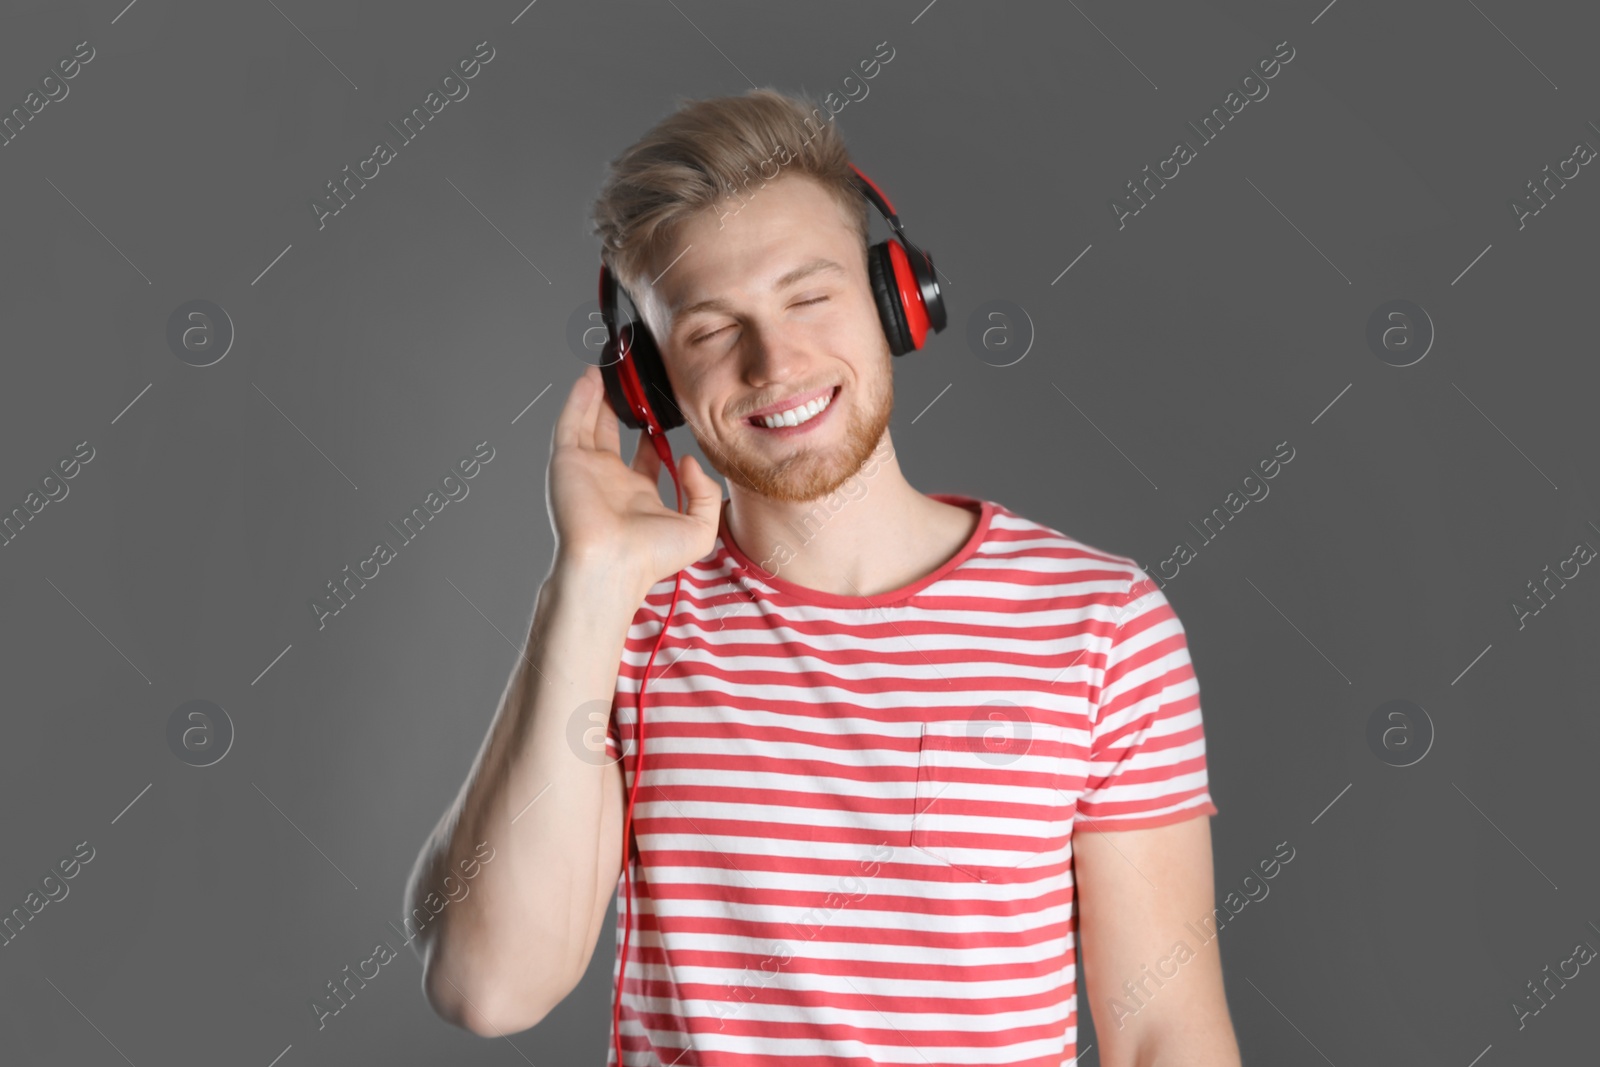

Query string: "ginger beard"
[[691, 343, 895, 505]]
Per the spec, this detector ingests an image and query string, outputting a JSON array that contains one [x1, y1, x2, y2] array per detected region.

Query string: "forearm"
[[408, 562, 642, 1032]]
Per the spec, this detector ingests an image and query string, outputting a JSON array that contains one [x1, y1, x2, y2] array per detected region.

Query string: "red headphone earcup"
[[886, 239, 933, 350]]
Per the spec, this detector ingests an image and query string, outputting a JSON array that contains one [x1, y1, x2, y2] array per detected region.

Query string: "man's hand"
[[547, 365, 723, 592]]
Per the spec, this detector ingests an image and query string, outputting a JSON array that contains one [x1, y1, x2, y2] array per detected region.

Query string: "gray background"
[[2, 0, 1597, 1064]]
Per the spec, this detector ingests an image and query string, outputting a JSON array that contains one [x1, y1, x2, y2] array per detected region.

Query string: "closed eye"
[[688, 296, 830, 346]]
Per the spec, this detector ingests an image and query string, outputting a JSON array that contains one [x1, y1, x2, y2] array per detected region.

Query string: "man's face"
[[637, 174, 893, 505]]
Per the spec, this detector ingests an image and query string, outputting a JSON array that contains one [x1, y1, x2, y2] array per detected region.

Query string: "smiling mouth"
[[747, 386, 840, 430]]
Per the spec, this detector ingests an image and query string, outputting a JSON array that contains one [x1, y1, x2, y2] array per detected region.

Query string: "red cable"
[[613, 429, 685, 1067]]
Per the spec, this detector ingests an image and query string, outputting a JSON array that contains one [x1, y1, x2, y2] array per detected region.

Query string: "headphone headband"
[[847, 163, 945, 335]]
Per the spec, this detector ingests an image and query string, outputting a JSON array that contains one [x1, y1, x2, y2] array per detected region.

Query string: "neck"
[[722, 430, 978, 598]]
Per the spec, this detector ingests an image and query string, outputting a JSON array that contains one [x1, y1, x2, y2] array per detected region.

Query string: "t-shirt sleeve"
[[1075, 567, 1218, 832]]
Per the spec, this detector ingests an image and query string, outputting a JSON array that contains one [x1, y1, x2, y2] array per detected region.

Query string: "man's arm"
[[404, 367, 722, 1037], [1073, 814, 1242, 1067], [404, 566, 638, 1036]]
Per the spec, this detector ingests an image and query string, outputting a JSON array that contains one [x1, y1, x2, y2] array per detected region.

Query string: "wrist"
[[543, 556, 650, 617]]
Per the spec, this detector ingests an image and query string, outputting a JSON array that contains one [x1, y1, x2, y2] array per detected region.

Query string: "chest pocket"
[[910, 719, 1072, 883]]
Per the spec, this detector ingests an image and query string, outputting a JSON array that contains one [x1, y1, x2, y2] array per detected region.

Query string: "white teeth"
[[759, 390, 831, 429]]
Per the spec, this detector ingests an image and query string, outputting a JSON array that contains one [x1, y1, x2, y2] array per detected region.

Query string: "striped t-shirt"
[[604, 492, 1217, 1066]]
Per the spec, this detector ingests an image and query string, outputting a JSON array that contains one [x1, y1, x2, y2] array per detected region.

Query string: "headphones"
[[598, 161, 943, 1067], [596, 161, 946, 437]]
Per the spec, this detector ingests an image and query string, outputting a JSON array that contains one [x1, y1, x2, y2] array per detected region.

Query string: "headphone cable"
[[613, 426, 685, 1067]]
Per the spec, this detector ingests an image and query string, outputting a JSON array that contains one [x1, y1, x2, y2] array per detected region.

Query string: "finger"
[[679, 455, 725, 531], [574, 364, 606, 452], [630, 427, 661, 483], [554, 366, 601, 452], [593, 372, 623, 458]]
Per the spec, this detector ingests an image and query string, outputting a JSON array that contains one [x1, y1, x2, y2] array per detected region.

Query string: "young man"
[[407, 89, 1240, 1066]]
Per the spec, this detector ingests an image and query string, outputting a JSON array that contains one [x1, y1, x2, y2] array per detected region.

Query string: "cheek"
[[822, 301, 886, 361], [849, 317, 894, 373], [659, 348, 705, 411], [668, 360, 730, 429]]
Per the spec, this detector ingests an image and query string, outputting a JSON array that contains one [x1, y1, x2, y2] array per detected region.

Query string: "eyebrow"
[[670, 257, 846, 326]]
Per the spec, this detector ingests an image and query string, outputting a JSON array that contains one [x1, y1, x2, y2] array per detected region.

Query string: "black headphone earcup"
[[620, 321, 685, 431], [866, 241, 914, 356], [598, 354, 642, 430]]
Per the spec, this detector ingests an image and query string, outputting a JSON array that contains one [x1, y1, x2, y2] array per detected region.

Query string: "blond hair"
[[590, 87, 870, 301]]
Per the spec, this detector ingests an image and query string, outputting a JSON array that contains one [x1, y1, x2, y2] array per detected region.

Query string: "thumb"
[[679, 455, 724, 530]]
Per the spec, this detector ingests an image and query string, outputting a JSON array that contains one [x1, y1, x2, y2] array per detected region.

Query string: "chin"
[[709, 382, 893, 505]]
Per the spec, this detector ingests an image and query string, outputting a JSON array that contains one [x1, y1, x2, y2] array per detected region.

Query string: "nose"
[[742, 320, 808, 388]]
